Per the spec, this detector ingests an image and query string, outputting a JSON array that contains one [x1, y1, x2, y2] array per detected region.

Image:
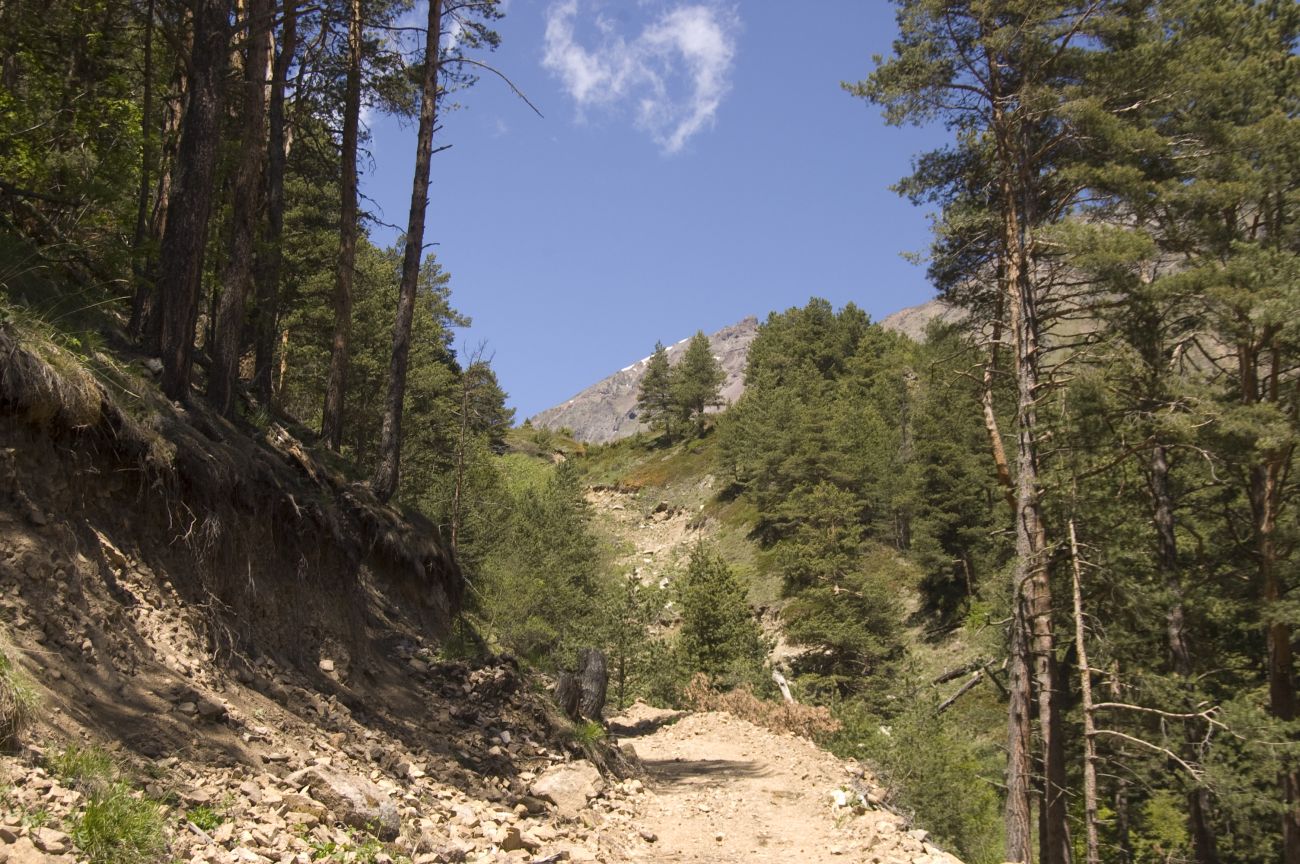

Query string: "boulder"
[[529, 761, 604, 819], [287, 766, 400, 840], [0, 836, 71, 863]]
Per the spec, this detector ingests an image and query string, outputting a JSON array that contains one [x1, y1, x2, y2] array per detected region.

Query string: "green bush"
[[185, 804, 223, 832], [835, 701, 1003, 864], [676, 544, 766, 689], [71, 782, 166, 864]]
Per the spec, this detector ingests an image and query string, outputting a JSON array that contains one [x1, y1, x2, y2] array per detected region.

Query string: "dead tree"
[[577, 649, 608, 720]]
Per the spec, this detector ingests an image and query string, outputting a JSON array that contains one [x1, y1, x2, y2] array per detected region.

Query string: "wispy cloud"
[[541, 0, 739, 154]]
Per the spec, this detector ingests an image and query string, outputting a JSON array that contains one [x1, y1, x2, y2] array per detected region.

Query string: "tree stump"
[[554, 673, 581, 721], [577, 649, 608, 720]]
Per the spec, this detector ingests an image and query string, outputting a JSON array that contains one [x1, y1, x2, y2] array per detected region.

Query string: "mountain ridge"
[[531, 298, 957, 443]]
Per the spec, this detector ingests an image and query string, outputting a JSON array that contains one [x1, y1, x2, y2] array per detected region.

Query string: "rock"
[[0, 836, 67, 863], [195, 697, 227, 722], [637, 829, 657, 843], [319, 658, 335, 672], [500, 827, 538, 853], [30, 828, 71, 855], [286, 767, 400, 841], [529, 761, 604, 819]]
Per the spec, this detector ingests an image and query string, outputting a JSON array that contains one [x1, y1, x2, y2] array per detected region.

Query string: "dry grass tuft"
[[683, 673, 842, 742], [0, 648, 38, 751]]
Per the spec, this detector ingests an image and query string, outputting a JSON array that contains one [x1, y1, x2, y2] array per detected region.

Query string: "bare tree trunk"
[[1069, 521, 1100, 864], [208, 0, 272, 417], [158, 0, 231, 402], [320, 0, 361, 449], [451, 359, 471, 550], [140, 64, 185, 352], [1149, 443, 1221, 864], [252, 0, 297, 407], [276, 327, 290, 398], [577, 649, 608, 720], [129, 0, 156, 338], [982, 298, 1016, 510], [995, 93, 1067, 862], [1256, 455, 1299, 862], [370, 0, 442, 501]]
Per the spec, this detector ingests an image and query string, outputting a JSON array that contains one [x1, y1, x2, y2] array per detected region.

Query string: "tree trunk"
[[577, 649, 608, 720], [208, 0, 272, 417], [450, 361, 471, 550], [141, 69, 185, 352], [129, 0, 156, 339], [555, 673, 580, 721], [320, 0, 362, 449], [996, 90, 1068, 863], [1149, 443, 1221, 864], [982, 298, 1016, 510], [157, 0, 231, 402], [370, 0, 442, 501], [1255, 454, 1299, 862], [1069, 521, 1100, 864], [252, 0, 297, 407]]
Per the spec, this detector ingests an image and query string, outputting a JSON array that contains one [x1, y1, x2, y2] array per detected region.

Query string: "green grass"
[[0, 648, 39, 749], [569, 719, 606, 746], [21, 805, 50, 829], [308, 829, 410, 863], [577, 431, 720, 494], [184, 804, 223, 832], [71, 782, 166, 864], [48, 744, 116, 789]]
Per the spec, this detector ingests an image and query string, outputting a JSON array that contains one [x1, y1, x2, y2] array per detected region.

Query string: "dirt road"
[[610, 706, 963, 864]]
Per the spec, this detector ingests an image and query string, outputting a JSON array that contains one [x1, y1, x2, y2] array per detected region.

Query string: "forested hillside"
[[1, 0, 1297, 863]]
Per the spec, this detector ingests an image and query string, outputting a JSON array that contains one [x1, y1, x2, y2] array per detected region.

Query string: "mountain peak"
[[529, 317, 760, 444], [530, 301, 952, 443]]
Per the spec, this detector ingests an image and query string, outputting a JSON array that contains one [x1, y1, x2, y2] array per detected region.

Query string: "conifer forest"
[[0, 0, 1298, 862]]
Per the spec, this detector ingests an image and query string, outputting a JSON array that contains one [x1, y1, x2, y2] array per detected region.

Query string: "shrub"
[[835, 702, 1003, 863], [571, 719, 605, 746], [677, 545, 765, 688], [683, 674, 842, 742], [71, 782, 166, 864], [185, 804, 223, 832]]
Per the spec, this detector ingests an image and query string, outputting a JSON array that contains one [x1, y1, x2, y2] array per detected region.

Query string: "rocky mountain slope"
[[0, 316, 965, 863], [875, 299, 966, 342], [529, 318, 759, 445], [531, 300, 957, 443]]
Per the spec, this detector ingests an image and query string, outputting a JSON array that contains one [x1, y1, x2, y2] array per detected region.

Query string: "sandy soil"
[[610, 705, 963, 864]]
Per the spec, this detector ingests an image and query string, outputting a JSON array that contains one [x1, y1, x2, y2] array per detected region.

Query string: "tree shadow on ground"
[[641, 757, 771, 783]]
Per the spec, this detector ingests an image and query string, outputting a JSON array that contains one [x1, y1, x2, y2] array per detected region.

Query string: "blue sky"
[[361, 0, 941, 420]]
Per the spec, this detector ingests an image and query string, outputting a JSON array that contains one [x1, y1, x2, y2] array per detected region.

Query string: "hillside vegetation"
[[1, 0, 1298, 861]]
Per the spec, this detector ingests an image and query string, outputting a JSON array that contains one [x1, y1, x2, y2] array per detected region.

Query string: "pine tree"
[[857, 2, 1115, 859], [672, 331, 725, 434], [677, 544, 764, 686], [156, 0, 232, 401], [636, 341, 676, 437]]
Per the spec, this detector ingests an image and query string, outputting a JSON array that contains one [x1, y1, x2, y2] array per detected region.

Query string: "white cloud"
[[541, 0, 738, 154]]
